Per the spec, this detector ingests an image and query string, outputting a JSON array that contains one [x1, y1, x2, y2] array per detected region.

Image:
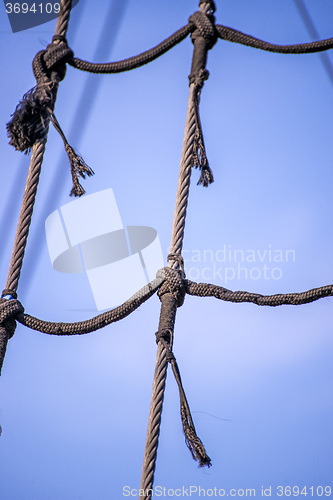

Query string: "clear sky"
[[0, 1, 333, 499]]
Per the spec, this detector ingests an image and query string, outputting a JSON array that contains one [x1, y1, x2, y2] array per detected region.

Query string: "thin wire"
[[293, 0, 333, 86]]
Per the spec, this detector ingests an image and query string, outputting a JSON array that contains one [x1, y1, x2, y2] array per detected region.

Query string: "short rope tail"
[[0, 298, 24, 375], [156, 329, 211, 467], [48, 113, 94, 196], [188, 3, 217, 186]]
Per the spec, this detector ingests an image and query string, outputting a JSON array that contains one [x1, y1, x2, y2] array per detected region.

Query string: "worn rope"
[[139, 82, 197, 500], [14, 274, 164, 335], [2, 0, 333, 492], [185, 280, 333, 306], [65, 22, 333, 77]]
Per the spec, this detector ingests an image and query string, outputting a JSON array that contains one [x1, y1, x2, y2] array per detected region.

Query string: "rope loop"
[[1, 289, 18, 300], [155, 329, 175, 362], [0, 298, 25, 374], [157, 267, 186, 307]]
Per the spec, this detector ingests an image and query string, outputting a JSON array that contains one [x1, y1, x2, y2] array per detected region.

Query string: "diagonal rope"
[[0, 0, 74, 373]]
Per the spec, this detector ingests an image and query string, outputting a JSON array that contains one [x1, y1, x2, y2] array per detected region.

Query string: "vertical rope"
[[139, 4, 213, 497], [139, 294, 177, 497], [139, 85, 196, 500], [0, 0, 73, 374], [3, 0, 73, 295], [169, 84, 197, 269]]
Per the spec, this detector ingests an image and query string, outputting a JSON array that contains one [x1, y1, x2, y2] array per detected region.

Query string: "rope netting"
[[1, 0, 332, 497]]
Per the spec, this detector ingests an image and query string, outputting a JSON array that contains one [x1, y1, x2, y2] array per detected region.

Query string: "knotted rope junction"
[[1, 0, 333, 497]]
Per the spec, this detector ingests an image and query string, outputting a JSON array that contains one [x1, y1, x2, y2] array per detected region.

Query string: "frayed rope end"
[[192, 133, 214, 187], [181, 404, 212, 467], [66, 144, 94, 197], [6, 87, 52, 153]]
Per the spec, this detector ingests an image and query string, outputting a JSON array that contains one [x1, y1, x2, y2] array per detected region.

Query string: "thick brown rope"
[[66, 24, 333, 76], [14, 275, 164, 335], [0, 0, 74, 374]]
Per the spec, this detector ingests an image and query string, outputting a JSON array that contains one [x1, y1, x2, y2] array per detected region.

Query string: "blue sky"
[[0, 1, 333, 498]]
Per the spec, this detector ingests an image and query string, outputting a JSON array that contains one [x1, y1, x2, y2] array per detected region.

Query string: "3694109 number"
[[5, 3, 60, 14], [277, 486, 332, 497]]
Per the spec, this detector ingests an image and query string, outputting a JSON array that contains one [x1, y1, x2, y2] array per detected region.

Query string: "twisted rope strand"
[[5, 141, 45, 292]]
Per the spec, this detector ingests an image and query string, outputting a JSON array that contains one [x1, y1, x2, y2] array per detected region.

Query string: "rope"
[[140, 4, 214, 497], [15, 274, 164, 335], [216, 24, 333, 54], [2, 0, 333, 492], [185, 281, 333, 306], [68, 25, 192, 74], [0, 298, 24, 375]]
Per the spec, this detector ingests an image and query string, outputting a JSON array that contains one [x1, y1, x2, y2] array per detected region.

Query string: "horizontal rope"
[[185, 280, 333, 306], [16, 274, 164, 335], [66, 22, 333, 76], [68, 24, 192, 74], [216, 24, 333, 54]]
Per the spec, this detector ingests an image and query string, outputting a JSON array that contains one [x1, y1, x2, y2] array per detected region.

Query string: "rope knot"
[[0, 298, 24, 341], [158, 267, 186, 307], [6, 38, 73, 154], [7, 38, 93, 197], [189, 10, 218, 51]]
